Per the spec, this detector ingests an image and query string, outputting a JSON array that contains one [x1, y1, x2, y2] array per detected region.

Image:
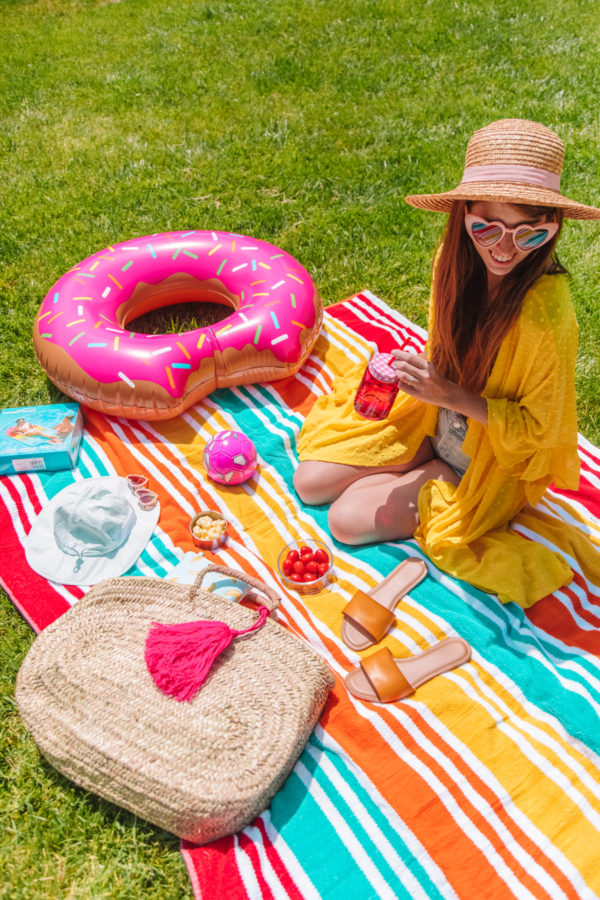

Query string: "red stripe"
[[526, 578, 600, 654], [237, 832, 276, 899], [180, 837, 250, 900], [0, 476, 74, 632], [327, 294, 425, 353], [553, 479, 600, 520], [254, 819, 304, 900]]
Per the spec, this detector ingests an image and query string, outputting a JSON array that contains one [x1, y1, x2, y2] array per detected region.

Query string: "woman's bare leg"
[[328, 458, 460, 545], [293, 438, 435, 505]]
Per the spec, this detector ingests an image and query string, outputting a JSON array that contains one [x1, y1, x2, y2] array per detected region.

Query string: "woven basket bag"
[[16, 565, 334, 844]]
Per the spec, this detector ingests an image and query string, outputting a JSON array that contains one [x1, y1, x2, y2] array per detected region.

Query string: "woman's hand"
[[390, 349, 489, 425], [391, 350, 453, 406]]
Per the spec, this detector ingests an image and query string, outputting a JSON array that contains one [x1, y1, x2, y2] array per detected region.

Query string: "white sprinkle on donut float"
[[33, 230, 323, 419]]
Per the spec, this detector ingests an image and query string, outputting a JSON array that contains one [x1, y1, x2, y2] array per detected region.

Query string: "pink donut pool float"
[[33, 230, 323, 420]]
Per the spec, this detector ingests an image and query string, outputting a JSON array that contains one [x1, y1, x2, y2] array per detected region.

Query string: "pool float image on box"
[[0, 403, 83, 476], [33, 231, 322, 420]]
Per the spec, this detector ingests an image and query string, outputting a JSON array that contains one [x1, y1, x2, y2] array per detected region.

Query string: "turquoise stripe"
[[76, 436, 109, 477], [268, 761, 397, 899], [129, 537, 180, 575], [302, 732, 447, 898], [235, 386, 301, 454]]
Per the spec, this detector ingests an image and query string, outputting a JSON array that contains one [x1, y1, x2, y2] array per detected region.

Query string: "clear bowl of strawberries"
[[277, 539, 333, 594]]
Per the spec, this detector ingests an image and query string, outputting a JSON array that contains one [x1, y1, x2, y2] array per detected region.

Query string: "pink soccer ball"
[[203, 430, 258, 485]]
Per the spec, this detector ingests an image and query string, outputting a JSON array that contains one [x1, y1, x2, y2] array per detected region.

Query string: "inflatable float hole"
[[118, 272, 238, 333], [128, 300, 232, 336]]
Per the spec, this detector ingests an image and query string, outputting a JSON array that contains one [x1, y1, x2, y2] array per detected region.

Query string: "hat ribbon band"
[[462, 164, 561, 192]]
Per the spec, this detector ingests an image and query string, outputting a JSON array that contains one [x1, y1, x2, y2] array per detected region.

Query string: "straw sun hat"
[[405, 118, 600, 220]]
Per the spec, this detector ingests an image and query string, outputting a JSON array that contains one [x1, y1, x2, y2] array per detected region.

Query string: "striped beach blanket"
[[2, 291, 600, 900]]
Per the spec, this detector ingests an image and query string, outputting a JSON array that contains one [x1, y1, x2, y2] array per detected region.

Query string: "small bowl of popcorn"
[[189, 510, 228, 550]]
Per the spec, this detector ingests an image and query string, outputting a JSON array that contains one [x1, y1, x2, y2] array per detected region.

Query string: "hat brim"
[[25, 475, 159, 585], [405, 182, 600, 220]]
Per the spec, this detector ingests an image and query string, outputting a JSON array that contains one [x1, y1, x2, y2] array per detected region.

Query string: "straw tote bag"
[[16, 565, 334, 844]]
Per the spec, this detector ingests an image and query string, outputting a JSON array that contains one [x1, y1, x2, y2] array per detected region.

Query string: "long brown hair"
[[431, 201, 566, 393]]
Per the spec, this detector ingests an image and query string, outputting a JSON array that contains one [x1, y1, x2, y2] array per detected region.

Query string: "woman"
[[294, 119, 600, 607]]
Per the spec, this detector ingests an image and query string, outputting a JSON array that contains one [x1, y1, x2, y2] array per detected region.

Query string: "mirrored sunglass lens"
[[471, 222, 503, 246], [515, 227, 549, 250]]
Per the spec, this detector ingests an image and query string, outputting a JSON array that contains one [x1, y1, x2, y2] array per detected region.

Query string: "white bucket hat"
[[25, 476, 160, 585]]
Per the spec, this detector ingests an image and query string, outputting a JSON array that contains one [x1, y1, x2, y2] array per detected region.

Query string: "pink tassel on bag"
[[145, 606, 269, 702]]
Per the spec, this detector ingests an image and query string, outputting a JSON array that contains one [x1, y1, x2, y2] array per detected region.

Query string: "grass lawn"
[[1, 0, 599, 896]]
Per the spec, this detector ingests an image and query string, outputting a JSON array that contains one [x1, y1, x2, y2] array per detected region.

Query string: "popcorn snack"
[[189, 511, 228, 550]]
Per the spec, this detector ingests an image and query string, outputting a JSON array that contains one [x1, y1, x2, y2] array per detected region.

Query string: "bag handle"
[[192, 563, 281, 611]]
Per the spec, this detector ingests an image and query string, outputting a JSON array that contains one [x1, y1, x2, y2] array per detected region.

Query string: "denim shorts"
[[431, 407, 471, 478]]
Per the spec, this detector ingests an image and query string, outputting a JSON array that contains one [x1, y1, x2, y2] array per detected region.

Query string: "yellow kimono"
[[297, 271, 597, 607]]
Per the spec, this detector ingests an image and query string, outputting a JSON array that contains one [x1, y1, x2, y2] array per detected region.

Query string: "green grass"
[[1, 0, 600, 895]]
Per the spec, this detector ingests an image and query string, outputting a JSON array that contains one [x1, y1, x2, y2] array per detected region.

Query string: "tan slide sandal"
[[341, 558, 427, 651], [345, 637, 472, 703]]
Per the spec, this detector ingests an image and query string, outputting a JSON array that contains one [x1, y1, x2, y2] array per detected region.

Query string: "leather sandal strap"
[[343, 590, 396, 643], [361, 647, 413, 702]]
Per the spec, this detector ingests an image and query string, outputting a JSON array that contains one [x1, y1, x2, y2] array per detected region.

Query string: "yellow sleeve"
[[485, 275, 580, 489]]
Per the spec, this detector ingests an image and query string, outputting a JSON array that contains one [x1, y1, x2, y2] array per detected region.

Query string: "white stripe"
[[305, 734, 457, 900], [349, 294, 427, 348], [108, 420, 197, 516], [1, 475, 41, 539], [542, 492, 600, 537], [0, 477, 81, 609], [429, 552, 600, 712], [577, 463, 600, 492], [554, 578, 600, 624], [240, 824, 290, 898], [250, 810, 322, 900], [230, 384, 300, 471], [452, 667, 600, 811], [513, 519, 600, 595], [361, 289, 429, 340], [300, 358, 334, 397], [233, 833, 263, 899], [578, 432, 600, 465], [293, 759, 399, 897], [321, 314, 373, 364], [578, 447, 600, 475]]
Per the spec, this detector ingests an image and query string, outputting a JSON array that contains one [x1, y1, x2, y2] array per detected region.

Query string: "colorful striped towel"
[[2, 291, 600, 900]]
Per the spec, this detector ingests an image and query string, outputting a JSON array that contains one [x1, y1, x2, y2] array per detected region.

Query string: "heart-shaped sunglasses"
[[465, 213, 559, 252]]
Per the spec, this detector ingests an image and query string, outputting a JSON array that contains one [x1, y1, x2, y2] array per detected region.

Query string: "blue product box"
[[0, 403, 84, 476]]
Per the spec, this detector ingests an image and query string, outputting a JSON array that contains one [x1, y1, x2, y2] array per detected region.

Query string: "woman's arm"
[[390, 349, 488, 424]]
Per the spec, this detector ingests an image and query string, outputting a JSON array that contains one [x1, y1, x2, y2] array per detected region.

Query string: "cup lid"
[[368, 352, 397, 383]]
